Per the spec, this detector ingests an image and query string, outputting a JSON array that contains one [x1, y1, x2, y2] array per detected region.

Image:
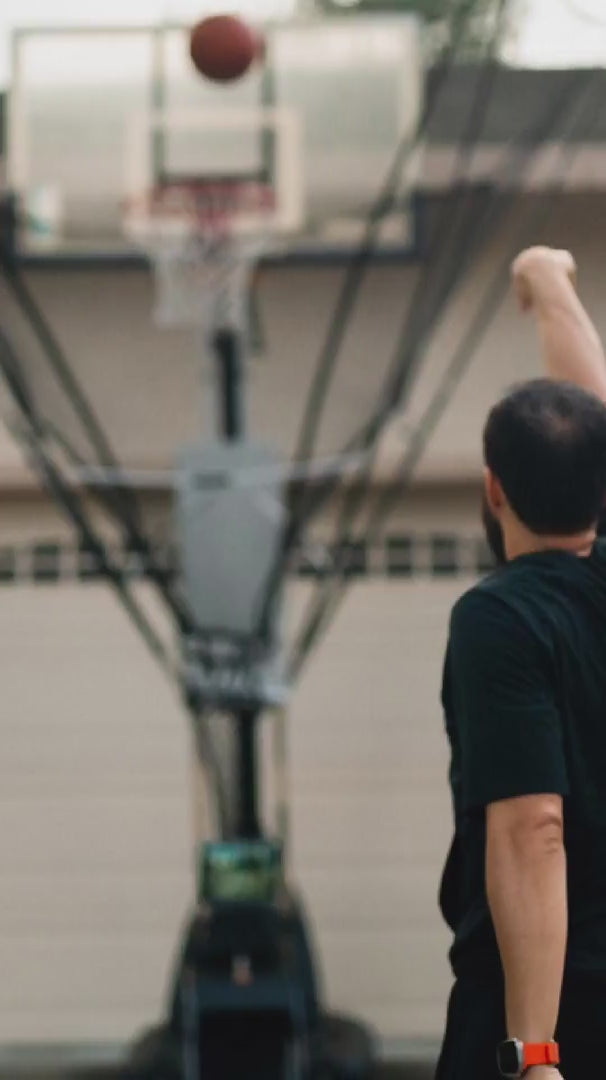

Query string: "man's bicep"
[[449, 593, 569, 812]]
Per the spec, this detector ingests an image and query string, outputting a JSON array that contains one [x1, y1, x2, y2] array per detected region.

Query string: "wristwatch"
[[497, 1039, 560, 1077]]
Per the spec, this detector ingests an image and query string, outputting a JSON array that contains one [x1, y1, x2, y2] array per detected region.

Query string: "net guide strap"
[[124, 179, 277, 330]]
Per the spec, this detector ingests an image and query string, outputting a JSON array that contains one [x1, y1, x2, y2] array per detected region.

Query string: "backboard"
[[5, 16, 423, 263]]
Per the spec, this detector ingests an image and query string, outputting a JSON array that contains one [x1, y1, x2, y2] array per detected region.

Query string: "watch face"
[[497, 1040, 523, 1078]]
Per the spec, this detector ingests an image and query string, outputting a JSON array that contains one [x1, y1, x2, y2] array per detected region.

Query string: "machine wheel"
[[314, 1013, 375, 1079], [131, 1020, 313, 1079], [129, 1024, 180, 1080], [131, 1013, 373, 1079]]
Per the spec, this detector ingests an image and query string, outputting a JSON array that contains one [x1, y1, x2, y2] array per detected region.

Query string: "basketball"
[[189, 15, 263, 83]]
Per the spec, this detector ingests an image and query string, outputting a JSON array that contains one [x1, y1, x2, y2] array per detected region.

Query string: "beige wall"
[[0, 584, 192, 1043], [290, 580, 459, 1039], [0, 576, 463, 1045]]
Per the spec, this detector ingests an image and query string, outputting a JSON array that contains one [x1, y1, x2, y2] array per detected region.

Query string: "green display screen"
[[200, 840, 283, 903]]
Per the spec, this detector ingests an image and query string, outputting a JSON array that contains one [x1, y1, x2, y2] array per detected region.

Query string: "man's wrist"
[[524, 1068, 560, 1078], [498, 1039, 560, 1077]]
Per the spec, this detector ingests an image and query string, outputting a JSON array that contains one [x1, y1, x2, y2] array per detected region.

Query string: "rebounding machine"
[[118, 106, 374, 1079]]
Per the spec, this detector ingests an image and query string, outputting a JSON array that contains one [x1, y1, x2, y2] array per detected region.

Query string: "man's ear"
[[484, 467, 505, 516]]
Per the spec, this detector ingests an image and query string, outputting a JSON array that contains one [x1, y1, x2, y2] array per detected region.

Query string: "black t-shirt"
[[440, 532, 606, 979]]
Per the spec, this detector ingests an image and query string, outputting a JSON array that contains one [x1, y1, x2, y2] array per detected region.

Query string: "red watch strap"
[[523, 1042, 560, 1068]]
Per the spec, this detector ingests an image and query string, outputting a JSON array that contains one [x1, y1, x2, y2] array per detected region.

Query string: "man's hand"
[[510, 245, 606, 402], [512, 246, 577, 313], [526, 1069, 564, 1080]]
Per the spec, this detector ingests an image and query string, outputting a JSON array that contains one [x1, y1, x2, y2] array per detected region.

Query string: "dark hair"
[[484, 379, 606, 535]]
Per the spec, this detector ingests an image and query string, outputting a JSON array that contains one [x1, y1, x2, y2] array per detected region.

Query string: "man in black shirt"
[[436, 246, 606, 1080]]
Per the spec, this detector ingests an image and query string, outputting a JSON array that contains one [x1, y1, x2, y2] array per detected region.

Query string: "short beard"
[[482, 493, 507, 566]]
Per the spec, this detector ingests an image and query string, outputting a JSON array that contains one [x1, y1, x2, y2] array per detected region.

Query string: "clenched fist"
[[511, 246, 577, 313]]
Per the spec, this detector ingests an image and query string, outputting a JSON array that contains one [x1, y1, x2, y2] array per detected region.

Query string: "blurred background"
[[0, 0, 605, 1075]]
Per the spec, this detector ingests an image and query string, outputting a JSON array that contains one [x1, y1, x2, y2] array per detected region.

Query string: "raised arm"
[[512, 246, 606, 404]]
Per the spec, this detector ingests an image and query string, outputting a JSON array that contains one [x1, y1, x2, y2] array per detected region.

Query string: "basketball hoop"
[[124, 180, 277, 332]]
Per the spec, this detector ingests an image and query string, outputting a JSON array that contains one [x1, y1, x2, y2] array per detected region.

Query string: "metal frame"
[[11, 196, 426, 270]]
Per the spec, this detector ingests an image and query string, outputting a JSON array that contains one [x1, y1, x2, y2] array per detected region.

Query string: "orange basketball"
[[189, 15, 263, 83]]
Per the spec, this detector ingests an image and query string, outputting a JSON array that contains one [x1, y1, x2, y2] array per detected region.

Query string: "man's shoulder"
[[452, 543, 606, 648], [452, 564, 523, 613], [450, 573, 520, 639]]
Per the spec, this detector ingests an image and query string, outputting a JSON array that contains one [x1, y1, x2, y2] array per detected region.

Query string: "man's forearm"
[[534, 273, 606, 402], [486, 826, 567, 1043]]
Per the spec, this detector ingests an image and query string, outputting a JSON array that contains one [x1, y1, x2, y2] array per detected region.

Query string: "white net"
[[124, 182, 274, 331], [151, 234, 261, 330]]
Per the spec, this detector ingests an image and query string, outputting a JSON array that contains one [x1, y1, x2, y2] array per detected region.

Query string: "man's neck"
[[507, 528, 596, 561]]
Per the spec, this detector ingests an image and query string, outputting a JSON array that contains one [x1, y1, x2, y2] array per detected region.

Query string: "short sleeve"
[[448, 591, 569, 812]]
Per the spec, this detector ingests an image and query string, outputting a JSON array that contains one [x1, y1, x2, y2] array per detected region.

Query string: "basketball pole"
[[214, 327, 246, 441], [212, 324, 261, 841]]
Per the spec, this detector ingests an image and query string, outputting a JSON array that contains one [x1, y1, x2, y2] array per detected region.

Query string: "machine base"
[[130, 1012, 374, 1079], [129, 890, 374, 1079]]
